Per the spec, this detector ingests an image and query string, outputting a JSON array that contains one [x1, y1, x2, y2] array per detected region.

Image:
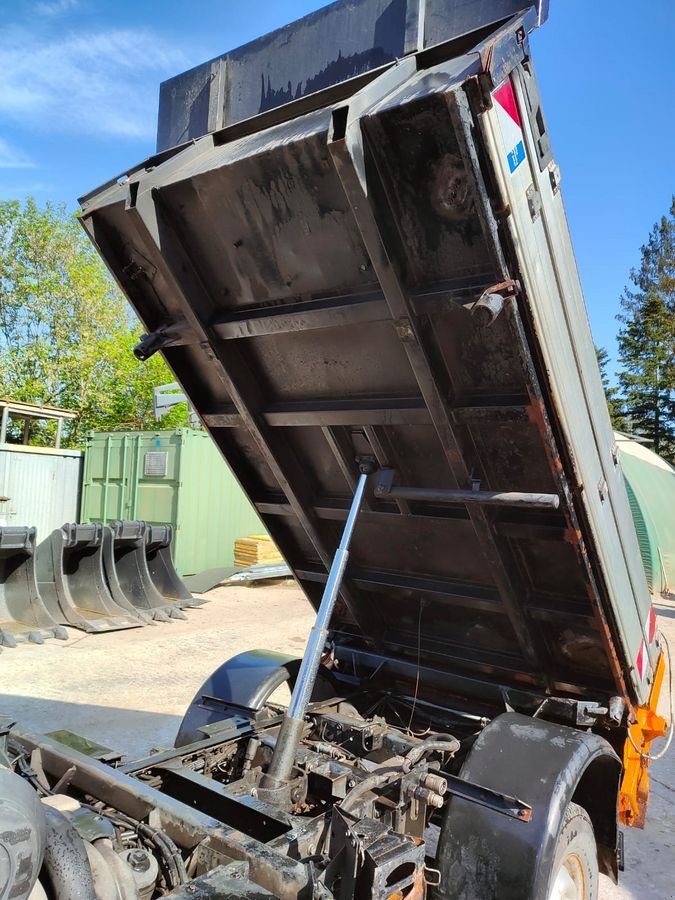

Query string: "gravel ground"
[[0, 582, 672, 898]]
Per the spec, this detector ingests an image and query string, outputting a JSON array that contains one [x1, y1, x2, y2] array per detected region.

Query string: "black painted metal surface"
[[0, 526, 67, 644], [80, 10, 624, 714], [156, 0, 547, 151], [435, 712, 621, 897]]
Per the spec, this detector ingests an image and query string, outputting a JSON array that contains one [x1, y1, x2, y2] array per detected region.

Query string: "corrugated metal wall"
[[617, 433, 675, 595], [0, 445, 83, 539], [81, 429, 266, 575]]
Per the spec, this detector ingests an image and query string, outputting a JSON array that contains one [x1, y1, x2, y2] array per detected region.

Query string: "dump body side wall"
[[478, 64, 657, 696], [156, 0, 545, 151]]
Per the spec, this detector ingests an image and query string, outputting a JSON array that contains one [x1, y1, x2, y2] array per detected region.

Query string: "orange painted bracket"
[[619, 651, 669, 828]]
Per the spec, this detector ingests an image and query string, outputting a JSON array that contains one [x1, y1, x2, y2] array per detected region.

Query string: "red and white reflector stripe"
[[492, 79, 526, 175], [647, 606, 657, 644], [492, 81, 522, 128], [636, 640, 646, 681]]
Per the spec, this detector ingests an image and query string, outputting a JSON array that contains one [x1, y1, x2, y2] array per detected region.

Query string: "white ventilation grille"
[[144, 451, 168, 477]]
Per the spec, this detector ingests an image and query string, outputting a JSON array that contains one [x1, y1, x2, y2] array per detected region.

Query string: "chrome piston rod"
[[261, 467, 371, 794]]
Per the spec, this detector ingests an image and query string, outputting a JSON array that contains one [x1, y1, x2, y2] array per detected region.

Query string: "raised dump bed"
[[23, 4, 663, 898], [79, 8, 656, 717]]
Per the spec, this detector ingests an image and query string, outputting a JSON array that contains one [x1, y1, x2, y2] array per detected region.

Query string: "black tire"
[[546, 802, 598, 900]]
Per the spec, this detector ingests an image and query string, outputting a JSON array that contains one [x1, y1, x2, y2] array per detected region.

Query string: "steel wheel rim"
[[549, 853, 586, 900]]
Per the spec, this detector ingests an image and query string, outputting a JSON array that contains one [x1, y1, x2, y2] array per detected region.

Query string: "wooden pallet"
[[234, 534, 284, 568]]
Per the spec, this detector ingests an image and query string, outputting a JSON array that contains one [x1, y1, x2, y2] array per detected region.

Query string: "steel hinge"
[[526, 184, 541, 221]]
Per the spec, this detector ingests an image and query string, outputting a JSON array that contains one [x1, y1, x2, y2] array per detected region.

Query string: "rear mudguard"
[[175, 650, 337, 747], [435, 712, 621, 899]]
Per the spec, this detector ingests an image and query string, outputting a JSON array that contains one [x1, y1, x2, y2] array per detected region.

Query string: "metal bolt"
[[128, 849, 151, 872]]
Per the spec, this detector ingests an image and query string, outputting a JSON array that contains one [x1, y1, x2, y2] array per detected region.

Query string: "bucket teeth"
[[0, 630, 17, 648], [178, 598, 204, 609], [1, 520, 204, 644], [152, 609, 172, 623]]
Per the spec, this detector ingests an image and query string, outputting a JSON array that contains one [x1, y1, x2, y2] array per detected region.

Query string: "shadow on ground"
[[0, 694, 181, 761]]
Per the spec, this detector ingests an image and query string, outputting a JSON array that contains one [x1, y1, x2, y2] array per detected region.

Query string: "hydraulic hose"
[[341, 735, 460, 812], [42, 805, 97, 900], [341, 771, 399, 813], [403, 734, 460, 769]]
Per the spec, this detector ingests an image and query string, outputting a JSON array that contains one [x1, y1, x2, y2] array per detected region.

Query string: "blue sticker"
[[507, 140, 525, 173]]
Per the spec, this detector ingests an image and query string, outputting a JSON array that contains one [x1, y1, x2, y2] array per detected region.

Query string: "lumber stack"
[[234, 534, 283, 568]]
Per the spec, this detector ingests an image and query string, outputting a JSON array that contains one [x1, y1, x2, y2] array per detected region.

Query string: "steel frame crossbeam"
[[327, 86, 544, 671], [114, 191, 380, 642]]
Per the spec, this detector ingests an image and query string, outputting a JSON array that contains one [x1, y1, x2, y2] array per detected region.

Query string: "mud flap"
[[102, 521, 187, 622], [36, 524, 145, 633], [0, 527, 68, 645], [144, 524, 204, 608], [433, 712, 621, 899]]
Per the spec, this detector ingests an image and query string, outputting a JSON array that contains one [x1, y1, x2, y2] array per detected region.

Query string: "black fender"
[[175, 649, 336, 747], [435, 712, 621, 900]]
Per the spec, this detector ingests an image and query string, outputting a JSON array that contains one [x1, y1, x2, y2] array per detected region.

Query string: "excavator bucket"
[[102, 521, 187, 622], [145, 524, 205, 608], [36, 524, 145, 633], [0, 527, 68, 646]]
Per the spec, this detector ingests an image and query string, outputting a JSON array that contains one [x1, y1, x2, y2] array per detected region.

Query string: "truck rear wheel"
[[547, 802, 598, 900]]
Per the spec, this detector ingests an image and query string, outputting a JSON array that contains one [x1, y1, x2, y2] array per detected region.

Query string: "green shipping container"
[[80, 429, 266, 576]]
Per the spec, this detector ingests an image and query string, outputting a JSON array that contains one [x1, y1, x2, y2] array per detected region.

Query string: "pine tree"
[[616, 198, 675, 461], [595, 346, 625, 431]]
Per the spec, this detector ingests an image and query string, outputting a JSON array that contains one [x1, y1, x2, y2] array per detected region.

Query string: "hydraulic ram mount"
[[259, 459, 376, 805]]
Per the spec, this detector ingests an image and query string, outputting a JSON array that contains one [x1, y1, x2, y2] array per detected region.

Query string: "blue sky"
[[0, 0, 672, 374]]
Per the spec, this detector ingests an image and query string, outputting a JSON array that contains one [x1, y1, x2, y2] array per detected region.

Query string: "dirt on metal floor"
[[0, 582, 672, 899]]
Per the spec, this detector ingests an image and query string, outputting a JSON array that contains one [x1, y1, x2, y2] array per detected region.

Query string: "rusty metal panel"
[[0, 445, 82, 539]]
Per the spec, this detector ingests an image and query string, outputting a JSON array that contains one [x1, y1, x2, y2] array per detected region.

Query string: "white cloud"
[[0, 25, 187, 141], [0, 138, 35, 169], [34, 0, 79, 16]]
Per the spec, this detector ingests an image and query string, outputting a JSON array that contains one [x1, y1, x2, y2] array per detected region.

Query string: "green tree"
[[616, 198, 675, 461], [595, 346, 626, 430], [0, 198, 187, 447]]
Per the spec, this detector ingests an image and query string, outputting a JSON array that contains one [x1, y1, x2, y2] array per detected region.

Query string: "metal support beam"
[[442, 772, 532, 823], [374, 468, 559, 511], [211, 291, 388, 339], [328, 100, 544, 671], [122, 191, 379, 643], [201, 398, 530, 429], [261, 465, 373, 798], [0, 406, 8, 444]]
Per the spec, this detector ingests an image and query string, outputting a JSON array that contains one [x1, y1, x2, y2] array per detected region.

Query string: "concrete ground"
[[0, 583, 673, 898]]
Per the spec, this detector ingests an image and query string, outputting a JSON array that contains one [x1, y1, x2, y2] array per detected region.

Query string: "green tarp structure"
[[616, 433, 675, 596]]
